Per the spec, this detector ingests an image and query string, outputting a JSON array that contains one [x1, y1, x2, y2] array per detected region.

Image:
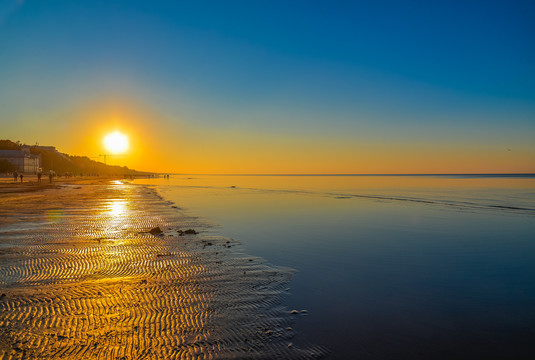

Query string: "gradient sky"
[[1, 0, 534, 173]]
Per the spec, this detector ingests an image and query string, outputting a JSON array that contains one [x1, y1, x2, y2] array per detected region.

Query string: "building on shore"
[[0, 147, 41, 173]]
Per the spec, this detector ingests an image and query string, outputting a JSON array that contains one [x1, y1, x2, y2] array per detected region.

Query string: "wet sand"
[[0, 181, 325, 359], [0, 175, 116, 194]]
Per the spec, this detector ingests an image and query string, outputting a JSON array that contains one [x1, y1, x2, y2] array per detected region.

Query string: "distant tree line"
[[0, 139, 148, 176]]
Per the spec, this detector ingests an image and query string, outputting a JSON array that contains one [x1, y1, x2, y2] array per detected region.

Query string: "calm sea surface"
[[135, 175, 535, 359]]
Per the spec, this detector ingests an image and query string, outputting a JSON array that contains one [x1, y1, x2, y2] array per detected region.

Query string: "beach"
[[1, 174, 534, 359], [2, 0, 533, 358], [0, 180, 324, 359]]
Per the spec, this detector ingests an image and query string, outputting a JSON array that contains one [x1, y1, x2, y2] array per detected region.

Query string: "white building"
[[0, 149, 41, 173]]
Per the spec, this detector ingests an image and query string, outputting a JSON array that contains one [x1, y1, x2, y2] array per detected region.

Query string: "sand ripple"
[[0, 183, 325, 359]]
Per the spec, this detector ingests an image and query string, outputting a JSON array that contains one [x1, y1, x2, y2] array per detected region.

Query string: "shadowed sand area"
[[0, 181, 325, 359]]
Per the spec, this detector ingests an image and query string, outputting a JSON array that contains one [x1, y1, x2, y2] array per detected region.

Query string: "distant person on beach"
[[37, 171, 42, 183], [13, 171, 18, 182], [19, 173, 23, 182], [49, 171, 53, 183]]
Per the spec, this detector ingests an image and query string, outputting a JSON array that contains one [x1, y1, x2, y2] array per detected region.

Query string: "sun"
[[103, 131, 129, 154]]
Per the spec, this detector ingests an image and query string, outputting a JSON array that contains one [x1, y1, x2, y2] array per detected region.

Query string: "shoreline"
[[0, 181, 325, 359], [0, 175, 139, 194]]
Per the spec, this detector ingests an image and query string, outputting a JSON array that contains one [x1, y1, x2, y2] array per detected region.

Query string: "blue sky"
[[1, 0, 534, 172]]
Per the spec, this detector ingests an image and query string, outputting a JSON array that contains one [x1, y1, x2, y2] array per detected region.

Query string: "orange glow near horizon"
[[21, 97, 534, 175], [54, 97, 175, 170]]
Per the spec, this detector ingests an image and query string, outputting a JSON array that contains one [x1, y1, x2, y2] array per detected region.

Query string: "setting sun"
[[103, 131, 129, 154]]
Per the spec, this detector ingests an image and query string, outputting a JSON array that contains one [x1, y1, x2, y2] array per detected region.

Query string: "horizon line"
[[154, 173, 535, 177]]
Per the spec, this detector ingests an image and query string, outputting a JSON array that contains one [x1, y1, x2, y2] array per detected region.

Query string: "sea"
[[134, 174, 535, 359]]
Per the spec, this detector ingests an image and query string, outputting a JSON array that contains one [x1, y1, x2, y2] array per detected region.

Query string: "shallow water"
[[136, 175, 535, 359]]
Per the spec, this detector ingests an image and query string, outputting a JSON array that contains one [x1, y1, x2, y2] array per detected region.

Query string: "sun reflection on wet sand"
[[107, 200, 127, 217], [0, 183, 324, 359]]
